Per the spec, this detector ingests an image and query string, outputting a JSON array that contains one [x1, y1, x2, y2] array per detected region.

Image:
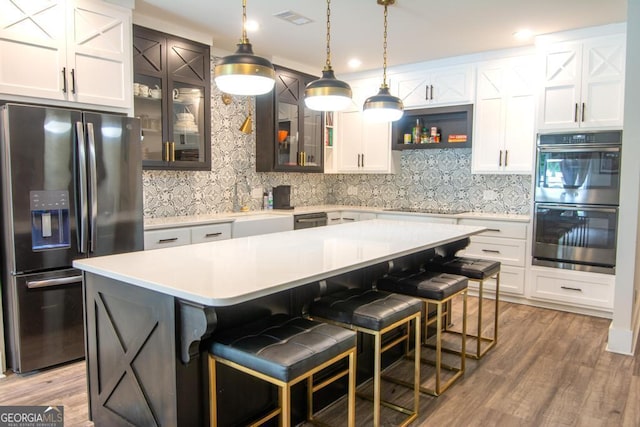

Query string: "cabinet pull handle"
[[504, 150, 508, 167], [205, 232, 222, 238], [425, 85, 429, 100], [71, 68, 76, 94], [330, 218, 341, 222], [361, 153, 364, 168], [574, 103, 579, 122], [357, 154, 361, 167], [170, 142, 175, 162], [581, 102, 586, 122], [498, 150, 502, 167], [62, 67, 68, 93], [561, 285, 583, 292], [343, 217, 356, 221], [163, 142, 169, 162], [486, 228, 501, 233], [430, 85, 434, 100], [158, 237, 178, 244], [481, 249, 501, 254]]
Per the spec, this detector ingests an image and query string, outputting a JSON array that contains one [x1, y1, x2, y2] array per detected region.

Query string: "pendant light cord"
[[382, 3, 389, 88], [241, 0, 249, 43], [325, 0, 332, 70]]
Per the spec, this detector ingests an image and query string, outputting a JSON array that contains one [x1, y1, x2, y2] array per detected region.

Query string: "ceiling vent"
[[273, 10, 313, 26]]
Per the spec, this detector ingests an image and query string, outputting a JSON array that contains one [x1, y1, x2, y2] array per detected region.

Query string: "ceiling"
[[135, 0, 627, 75]]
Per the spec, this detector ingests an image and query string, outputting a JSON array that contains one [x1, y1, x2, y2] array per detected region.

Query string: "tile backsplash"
[[142, 60, 531, 219]]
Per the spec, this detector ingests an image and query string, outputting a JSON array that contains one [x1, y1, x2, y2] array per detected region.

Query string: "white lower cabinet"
[[144, 227, 192, 250], [144, 222, 232, 250], [190, 223, 232, 244], [456, 218, 528, 296], [327, 211, 377, 225], [530, 267, 614, 310]]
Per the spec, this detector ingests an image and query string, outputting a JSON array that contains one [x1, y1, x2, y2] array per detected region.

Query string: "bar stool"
[[208, 314, 357, 427], [309, 286, 422, 427], [425, 238, 501, 359], [378, 266, 468, 396]]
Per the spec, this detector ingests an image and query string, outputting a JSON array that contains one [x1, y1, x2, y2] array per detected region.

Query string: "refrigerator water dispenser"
[[30, 190, 71, 251]]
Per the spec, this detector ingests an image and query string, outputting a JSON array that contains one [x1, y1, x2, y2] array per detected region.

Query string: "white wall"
[[608, 0, 640, 354]]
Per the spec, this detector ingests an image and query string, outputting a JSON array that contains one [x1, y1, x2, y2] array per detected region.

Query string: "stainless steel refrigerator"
[[0, 103, 143, 373]]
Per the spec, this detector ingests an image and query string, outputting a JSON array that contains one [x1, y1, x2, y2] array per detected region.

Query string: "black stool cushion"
[[378, 271, 468, 301], [310, 288, 422, 331], [426, 257, 501, 280], [209, 314, 355, 382]]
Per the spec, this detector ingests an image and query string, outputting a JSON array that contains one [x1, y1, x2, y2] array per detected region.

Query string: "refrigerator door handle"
[[87, 122, 98, 253], [76, 121, 88, 253], [26, 275, 84, 289]]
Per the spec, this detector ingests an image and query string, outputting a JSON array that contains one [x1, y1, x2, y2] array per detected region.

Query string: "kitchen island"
[[73, 219, 484, 426]]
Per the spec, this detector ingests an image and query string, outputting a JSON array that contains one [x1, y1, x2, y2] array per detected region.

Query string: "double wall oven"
[[533, 131, 621, 274]]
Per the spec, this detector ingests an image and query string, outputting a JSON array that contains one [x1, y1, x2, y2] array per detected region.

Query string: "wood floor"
[[1, 298, 638, 427]]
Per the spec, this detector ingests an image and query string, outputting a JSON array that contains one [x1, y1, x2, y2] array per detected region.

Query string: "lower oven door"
[[532, 203, 618, 274]]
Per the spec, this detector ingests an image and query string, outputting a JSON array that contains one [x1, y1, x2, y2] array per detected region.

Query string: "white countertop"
[[144, 205, 529, 230], [75, 219, 485, 306]]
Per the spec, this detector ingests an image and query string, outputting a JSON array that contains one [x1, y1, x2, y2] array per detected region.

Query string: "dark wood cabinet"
[[133, 25, 211, 170], [392, 104, 473, 150], [256, 65, 323, 172]]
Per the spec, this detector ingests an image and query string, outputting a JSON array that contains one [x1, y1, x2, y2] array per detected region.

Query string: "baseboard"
[[606, 325, 635, 355]]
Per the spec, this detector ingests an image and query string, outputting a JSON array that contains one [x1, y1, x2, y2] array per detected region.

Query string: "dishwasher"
[[293, 212, 328, 229]]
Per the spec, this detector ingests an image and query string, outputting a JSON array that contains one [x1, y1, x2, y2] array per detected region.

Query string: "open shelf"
[[392, 104, 473, 150]]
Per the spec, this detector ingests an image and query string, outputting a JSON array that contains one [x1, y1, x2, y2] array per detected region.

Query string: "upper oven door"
[[535, 145, 621, 205]]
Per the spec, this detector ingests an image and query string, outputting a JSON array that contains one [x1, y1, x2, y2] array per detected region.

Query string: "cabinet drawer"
[[144, 228, 190, 250], [457, 236, 526, 267], [377, 213, 456, 224], [530, 269, 614, 309], [467, 265, 524, 296], [327, 212, 342, 225], [191, 223, 231, 244], [457, 219, 528, 239]]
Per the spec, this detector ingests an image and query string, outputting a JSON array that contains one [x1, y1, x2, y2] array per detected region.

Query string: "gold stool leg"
[[373, 331, 382, 427], [280, 384, 290, 427], [208, 355, 217, 427], [435, 301, 443, 394], [494, 272, 500, 345], [413, 314, 421, 416], [476, 278, 484, 358], [348, 349, 356, 427]]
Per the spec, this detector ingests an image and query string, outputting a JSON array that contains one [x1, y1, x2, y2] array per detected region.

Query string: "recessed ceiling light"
[[245, 20, 259, 32], [348, 58, 362, 69], [273, 10, 313, 26], [513, 29, 534, 40]]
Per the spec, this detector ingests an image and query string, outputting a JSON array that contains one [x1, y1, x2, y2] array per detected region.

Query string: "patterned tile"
[[143, 58, 531, 218]]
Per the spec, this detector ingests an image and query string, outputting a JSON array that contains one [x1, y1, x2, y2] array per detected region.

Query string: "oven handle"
[[27, 275, 84, 289], [537, 145, 620, 153], [535, 203, 618, 214]]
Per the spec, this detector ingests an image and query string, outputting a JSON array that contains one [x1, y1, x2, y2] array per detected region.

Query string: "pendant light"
[[362, 0, 404, 122], [304, 0, 352, 111], [214, 0, 275, 96]]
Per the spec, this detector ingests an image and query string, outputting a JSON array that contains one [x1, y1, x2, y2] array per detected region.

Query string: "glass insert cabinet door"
[[256, 65, 323, 172], [132, 25, 211, 170]]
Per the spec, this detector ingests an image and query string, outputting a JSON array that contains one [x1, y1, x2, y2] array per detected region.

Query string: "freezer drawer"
[[8, 269, 85, 372]]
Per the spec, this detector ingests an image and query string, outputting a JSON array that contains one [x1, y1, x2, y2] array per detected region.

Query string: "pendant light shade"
[[304, 0, 352, 111], [214, 0, 275, 96], [363, 85, 404, 122], [362, 0, 403, 122]]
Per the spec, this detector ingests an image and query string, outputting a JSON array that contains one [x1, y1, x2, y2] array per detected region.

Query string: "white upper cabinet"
[[335, 77, 400, 174], [472, 55, 537, 174], [538, 34, 625, 130], [0, 0, 132, 109], [395, 64, 474, 108]]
